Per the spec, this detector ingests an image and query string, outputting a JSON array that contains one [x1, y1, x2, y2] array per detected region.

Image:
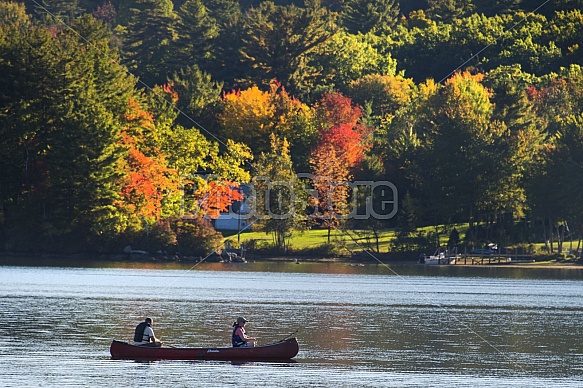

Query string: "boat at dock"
[[420, 247, 458, 265]]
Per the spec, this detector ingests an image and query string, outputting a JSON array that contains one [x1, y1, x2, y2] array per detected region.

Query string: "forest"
[[1, 0, 583, 257]]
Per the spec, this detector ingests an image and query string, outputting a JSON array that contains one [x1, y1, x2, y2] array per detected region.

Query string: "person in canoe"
[[232, 316, 257, 347], [134, 317, 162, 347]]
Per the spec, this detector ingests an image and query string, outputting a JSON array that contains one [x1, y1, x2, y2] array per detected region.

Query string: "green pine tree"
[[340, 0, 399, 35]]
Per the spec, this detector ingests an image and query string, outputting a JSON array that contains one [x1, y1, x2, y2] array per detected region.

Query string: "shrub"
[[174, 216, 223, 257], [145, 219, 177, 254], [390, 230, 433, 253]]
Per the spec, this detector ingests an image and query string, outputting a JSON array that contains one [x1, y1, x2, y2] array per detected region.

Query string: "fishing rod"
[[260, 329, 299, 347], [279, 329, 299, 342]]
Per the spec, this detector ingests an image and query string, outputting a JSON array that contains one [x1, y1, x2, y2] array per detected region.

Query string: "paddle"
[[159, 339, 177, 348]]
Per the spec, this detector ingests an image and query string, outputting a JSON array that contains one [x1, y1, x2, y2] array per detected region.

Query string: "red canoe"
[[110, 338, 299, 361]]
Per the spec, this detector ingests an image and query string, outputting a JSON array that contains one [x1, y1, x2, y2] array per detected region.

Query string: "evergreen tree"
[[240, 0, 337, 98], [204, 0, 241, 27], [0, 13, 138, 251], [169, 64, 223, 124], [203, 0, 245, 88], [120, 0, 178, 86], [35, 0, 86, 24], [175, 0, 219, 71], [340, 0, 399, 34], [473, 0, 522, 16], [426, 0, 475, 22]]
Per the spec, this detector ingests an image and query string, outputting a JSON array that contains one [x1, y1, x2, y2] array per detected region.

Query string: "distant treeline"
[[1, 0, 583, 256]]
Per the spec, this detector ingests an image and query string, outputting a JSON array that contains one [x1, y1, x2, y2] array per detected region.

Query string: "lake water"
[[1, 258, 583, 387]]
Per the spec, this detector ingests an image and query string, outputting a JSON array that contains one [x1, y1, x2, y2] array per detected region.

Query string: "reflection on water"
[[3, 255, 583, 279], [1, 258, 583, 386]]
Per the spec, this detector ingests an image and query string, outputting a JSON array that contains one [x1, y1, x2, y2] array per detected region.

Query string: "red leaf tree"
[[310, 93, 371, 241]]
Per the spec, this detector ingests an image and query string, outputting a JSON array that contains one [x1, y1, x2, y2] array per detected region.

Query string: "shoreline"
[[247, 256, 583, 269], [1, 251, 583, 269]]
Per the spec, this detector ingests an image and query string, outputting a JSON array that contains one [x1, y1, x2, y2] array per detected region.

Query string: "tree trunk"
[[543, 218, 549, 252], [548, 217, 554, 253], [558, 223, 564, 254], [373, 228, 380, 253]]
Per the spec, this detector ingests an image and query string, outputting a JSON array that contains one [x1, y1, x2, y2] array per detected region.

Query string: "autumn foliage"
[[313, 92, 363, 129], [119, 134, 178, 220], [218, 81, 314, 157], [196, 181, 244, 219], [119, 99, 179, 222], [311, 92, 370, 172], [310, 93, 370, 238]]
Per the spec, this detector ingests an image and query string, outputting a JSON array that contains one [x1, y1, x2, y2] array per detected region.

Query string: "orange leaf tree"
[[217, 81, 316, 170], [118, 98, 179, 231], [196, 180, 244, 219]]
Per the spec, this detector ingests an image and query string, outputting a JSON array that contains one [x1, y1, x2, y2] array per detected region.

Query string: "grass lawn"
[[223, 228, 399, 253], [222, 224, 581, 261], [221, 223, 472, 254]]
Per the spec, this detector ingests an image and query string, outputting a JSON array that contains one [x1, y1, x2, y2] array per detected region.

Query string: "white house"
[[213, 185, 252, 231]]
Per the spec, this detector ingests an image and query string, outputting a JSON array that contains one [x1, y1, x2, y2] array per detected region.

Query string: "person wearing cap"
[[232, 316, 257, 347], [133, 317, 161, 347]]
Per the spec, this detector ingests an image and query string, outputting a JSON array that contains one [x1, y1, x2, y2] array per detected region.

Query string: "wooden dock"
[[420, 247, 535, 266], [450, 254, 534, 265]]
